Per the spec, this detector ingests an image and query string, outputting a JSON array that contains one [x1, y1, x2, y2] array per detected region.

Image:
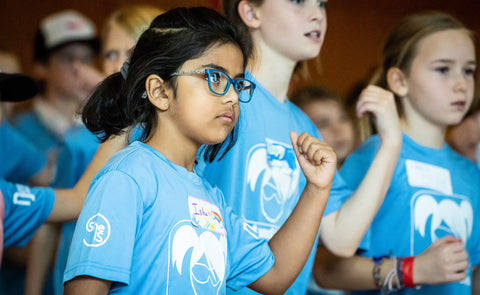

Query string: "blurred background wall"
[[0, 0, 479, 97]]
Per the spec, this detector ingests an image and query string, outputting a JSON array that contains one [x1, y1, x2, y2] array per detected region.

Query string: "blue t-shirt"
[[340, 134, 480, 295], [52, 125, 99, 189], [0, 120, 46, 183], [51, 125, 99, 295], [64, 141, 275, 294], [0, 178, 54, 247], [14, 112, 60, 158], [197, 71, 352, 295]]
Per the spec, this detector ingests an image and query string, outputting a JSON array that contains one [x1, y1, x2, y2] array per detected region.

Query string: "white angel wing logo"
[[414, 194, 473, 244], [169, 224, 227, 294], [246, 142, 300, 223]]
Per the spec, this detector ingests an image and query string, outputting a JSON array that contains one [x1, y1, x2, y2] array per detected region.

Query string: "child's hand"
[[414, 235, 468, 285], [290, 131, 336, 190], [356, 85, 401, 144]]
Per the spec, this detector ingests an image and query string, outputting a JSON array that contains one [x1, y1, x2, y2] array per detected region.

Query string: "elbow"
[[313, 257, 339, 289], [322, 239, 357, 258], [319, 216, 359, 258], [328, 245, 356, 258], [314, 269, 336, 290], [312, 246, 346, 290]]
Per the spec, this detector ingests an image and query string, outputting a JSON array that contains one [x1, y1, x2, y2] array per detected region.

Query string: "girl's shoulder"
[[445, 144, 480, 175], [99, 141, 163, 177]]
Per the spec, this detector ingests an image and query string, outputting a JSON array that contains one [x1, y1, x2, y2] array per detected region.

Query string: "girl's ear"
[[145, 74, 171, 111], [387, 67, 408, 97], [238, 0, 261, 29]]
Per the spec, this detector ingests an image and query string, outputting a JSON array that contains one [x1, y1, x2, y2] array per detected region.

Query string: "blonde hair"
[[103, 5, 164, 44], [360, 11, 475, 140]]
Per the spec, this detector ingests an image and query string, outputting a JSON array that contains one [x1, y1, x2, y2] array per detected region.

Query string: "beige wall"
[[0, 0, 479, 97]]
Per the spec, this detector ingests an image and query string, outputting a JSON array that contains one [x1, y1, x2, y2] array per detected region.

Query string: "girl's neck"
[[400, 117, 446, 149], [248, 40, 297, 103], [400, 97, 447, 149], [145, 125, 199, 172]]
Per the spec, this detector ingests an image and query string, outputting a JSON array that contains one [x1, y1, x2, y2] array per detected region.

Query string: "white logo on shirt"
[[167, 221, 227, 294], [411, 190, 473, 286], [13, 184, 35, 206], [406, 160, 453, 195], [244, 139, 300, 238], [83, 213, 111, 247]]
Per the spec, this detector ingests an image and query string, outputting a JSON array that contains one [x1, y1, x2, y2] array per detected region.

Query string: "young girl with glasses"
[[63, 7, 337, 294], [314, 11, 479, 295], [197, 1, 402, 294]]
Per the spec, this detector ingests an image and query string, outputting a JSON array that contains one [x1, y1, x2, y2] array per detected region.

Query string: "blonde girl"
[[314, 11, 478, 295], [198, 1, 402, 294]]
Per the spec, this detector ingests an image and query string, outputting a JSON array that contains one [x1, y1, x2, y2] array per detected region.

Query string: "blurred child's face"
[[402, 29, 476, 128], [303, 99, 355, 163], [256, 0, 326, 62], [102, 22, 136, 76], [43, 43, 96, 103], [166, 43, 244, 147]]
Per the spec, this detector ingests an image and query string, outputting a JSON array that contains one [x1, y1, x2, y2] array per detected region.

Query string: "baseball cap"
[[34, 10, 99, 61], [0, 72, 38, 102]]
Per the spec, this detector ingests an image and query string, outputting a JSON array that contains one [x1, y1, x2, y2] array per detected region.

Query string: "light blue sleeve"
[[64, 171, 142, 285], [340, 135, 381, 190], [1, 178, 54, 247]]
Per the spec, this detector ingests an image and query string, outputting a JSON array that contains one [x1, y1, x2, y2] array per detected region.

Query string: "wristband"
[[396, 257, 405, 289], [372, 255, 388, 288], [402, 256, 416, 288]]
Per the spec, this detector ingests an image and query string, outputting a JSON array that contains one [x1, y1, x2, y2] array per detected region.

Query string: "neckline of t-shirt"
[[132, 141, 203, 184], [402, 132, 447, 153]]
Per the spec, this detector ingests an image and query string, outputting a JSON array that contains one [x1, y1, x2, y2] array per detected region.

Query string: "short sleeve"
[[340, 135, 381, 190], [63, 171, 142, 285], [1, 179, 54, 247]]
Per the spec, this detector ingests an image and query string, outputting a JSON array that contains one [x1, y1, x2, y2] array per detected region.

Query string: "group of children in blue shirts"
[[0, 1, 479, 294]]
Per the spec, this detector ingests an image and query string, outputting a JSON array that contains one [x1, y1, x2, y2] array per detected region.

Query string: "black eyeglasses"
[[170, 68, 256, 103]]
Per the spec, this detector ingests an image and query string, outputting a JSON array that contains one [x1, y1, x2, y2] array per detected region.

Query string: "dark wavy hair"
[[82, 6, 251, 162]]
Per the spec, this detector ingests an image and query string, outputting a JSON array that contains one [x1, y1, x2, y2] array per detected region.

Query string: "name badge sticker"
[[405, 160, 453, 195], [188, 196, 226, 235]]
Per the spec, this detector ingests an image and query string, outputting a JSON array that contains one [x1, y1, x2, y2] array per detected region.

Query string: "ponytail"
[[82, 73, 133, 142]]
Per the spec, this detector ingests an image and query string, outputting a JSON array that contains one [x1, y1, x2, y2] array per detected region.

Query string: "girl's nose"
[[310, 2, 326, 22], [223, 84, 239, 105], [454, 74, 468, 93]]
